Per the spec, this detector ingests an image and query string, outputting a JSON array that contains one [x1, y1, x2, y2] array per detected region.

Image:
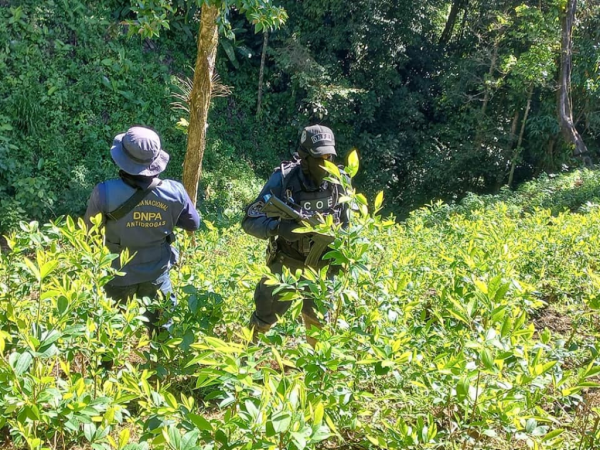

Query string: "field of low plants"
[[1, 165, 600, 449]]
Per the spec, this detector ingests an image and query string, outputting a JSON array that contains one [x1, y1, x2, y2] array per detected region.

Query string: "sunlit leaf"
[[374, 191, 384, 211], [346, 149, 359, 178], [323, 160, 341, 178]]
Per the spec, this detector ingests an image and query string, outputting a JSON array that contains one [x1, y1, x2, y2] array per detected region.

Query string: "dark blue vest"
[[276, 163, 344, 260], [99, 178, 188, 286]]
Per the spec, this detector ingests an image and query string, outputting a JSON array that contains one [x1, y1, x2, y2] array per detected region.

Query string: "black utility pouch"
[[266, 238, 278, 265]]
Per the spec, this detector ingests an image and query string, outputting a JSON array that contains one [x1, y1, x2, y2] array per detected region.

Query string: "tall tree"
[[508, 84, 534, 187], [183, 3, 220, 207], [129, 0, 287, 205], [558, 0, 588, 156], [256, 29, 269, 117], [439, 0, 468, 46]]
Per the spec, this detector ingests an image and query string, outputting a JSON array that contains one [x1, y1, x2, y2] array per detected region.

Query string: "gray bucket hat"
[[110, 126, 170, 176]]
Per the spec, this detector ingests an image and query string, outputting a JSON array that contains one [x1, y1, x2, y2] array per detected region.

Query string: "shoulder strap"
[[106, 178, 162, 221], [280, 160, 301, 199]]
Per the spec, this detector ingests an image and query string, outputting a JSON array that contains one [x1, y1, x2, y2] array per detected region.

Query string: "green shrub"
[[0, 0, 191, 232], [2, 160, 600, 449]]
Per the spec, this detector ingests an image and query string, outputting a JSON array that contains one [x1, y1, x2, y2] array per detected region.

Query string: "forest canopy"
[[0, 0, 598, 229]]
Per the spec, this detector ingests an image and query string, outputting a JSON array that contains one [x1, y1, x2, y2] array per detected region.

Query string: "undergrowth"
[[1, 165, 599, 449]]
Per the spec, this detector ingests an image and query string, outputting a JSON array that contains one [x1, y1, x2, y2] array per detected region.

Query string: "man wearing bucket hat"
[[242, 125, 349, 347], [85, 126, 200, 333]]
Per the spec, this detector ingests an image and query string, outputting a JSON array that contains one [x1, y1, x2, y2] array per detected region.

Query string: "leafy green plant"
[[2, 159, 600, 449]]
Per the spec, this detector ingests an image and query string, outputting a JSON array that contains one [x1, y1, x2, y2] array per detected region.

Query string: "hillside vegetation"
[[2, 0, 599, 232], [1, 167, 600, 449]]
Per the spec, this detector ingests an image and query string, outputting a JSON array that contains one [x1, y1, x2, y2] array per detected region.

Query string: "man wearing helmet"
[[242, 125, 349, 347]]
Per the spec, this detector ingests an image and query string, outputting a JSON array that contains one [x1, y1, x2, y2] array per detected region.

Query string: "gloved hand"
[[277, 220, 303, 242]]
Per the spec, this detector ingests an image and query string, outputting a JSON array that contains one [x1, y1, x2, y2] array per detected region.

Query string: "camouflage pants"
[[104, 271, 176, 334], [250, 254, 326, 346]]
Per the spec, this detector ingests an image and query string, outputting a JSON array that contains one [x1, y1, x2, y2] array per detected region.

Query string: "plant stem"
[[36, 279, 42, 329], [589, 417, 600, 448], [471, 370, 481, 422]]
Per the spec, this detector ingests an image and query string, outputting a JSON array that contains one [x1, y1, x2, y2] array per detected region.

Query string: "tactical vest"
[[275, 161, 343, 261], [99, 178, 187, 286]]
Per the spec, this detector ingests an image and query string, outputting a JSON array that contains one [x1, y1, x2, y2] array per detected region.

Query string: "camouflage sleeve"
[[84, 184, 105, 228], [241, 171, 283, 240]]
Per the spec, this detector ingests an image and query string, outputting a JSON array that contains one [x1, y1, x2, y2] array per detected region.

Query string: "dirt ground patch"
[[586, 390, 600, 409], [533, 306, 573, 336]]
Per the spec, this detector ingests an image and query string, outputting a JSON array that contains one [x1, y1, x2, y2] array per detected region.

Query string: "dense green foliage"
[[2, 1, 600, 448], [1, 0, 600, 231], [1, 167, 600, 449], [0, 0, 182, 230], [0, 0, 263, 232]]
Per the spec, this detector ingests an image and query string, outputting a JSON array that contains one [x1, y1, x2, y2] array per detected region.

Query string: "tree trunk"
[[256, 29, 269, 117], [439, 0, 468, 46], [508, 85, 534, 187], [480, 37, 499, 122], [543, 136, 557, 173], [494, 109, 521, 192], [509, 109, 520, 149], [558, 0, 587, 156], [458, 6, 469, 41], [182, 3, 220, 206], [495, 109, 519, 189], [474, 37, 499, 151]]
